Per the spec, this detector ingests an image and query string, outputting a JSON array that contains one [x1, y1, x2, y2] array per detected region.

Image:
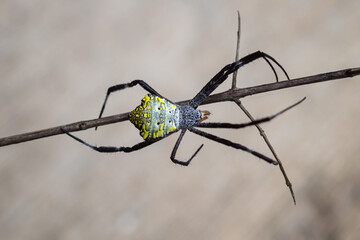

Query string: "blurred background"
[[1, 0, 359, 239]]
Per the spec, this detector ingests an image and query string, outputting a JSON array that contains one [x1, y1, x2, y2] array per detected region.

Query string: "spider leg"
[[170, 129, 204, 166], [96, 80, 164, 130], [190, 51, 290, 108], [262, 56, 278, 82], [261, 53, 290, 81], [61, 127, 156, 152], [188, 127, 278, 165], [195, 97, 306, 129]]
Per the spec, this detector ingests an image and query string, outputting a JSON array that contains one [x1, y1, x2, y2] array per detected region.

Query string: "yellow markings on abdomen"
[[129, 94, 179, 140]]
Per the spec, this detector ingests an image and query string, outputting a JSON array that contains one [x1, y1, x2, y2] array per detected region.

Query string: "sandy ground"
[[1, 0, 360, 239]]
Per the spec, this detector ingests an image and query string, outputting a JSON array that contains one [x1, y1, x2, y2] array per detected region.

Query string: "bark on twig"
[[0, 67, 359, 147]]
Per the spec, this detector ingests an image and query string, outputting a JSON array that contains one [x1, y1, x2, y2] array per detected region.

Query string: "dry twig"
[[231, 11, 297, 204], [0, 67, 359, 148]]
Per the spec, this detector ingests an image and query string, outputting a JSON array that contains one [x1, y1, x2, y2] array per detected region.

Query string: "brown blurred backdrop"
[[1, 0, 360, 239]]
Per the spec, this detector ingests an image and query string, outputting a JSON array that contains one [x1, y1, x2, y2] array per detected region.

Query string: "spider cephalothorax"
[[62, 51, 304, 166]]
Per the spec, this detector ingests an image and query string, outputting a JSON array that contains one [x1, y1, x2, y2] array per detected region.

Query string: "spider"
[[62, 51, 305, 166]]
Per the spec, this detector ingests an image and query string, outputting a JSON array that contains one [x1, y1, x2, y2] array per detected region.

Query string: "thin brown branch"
[[0, 67, 359, 147], [229, 12, 297, 204], [234, 99, 297, 204], [190, 67, 360, 106], [231, 11, 241, 90], [0, 112, 129, 147]]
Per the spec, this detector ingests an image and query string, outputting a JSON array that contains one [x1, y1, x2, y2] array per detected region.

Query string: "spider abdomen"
[[129, 94, 180, 140]]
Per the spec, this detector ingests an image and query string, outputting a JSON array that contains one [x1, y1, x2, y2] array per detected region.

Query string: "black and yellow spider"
[[62, 51, 304, 166]]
